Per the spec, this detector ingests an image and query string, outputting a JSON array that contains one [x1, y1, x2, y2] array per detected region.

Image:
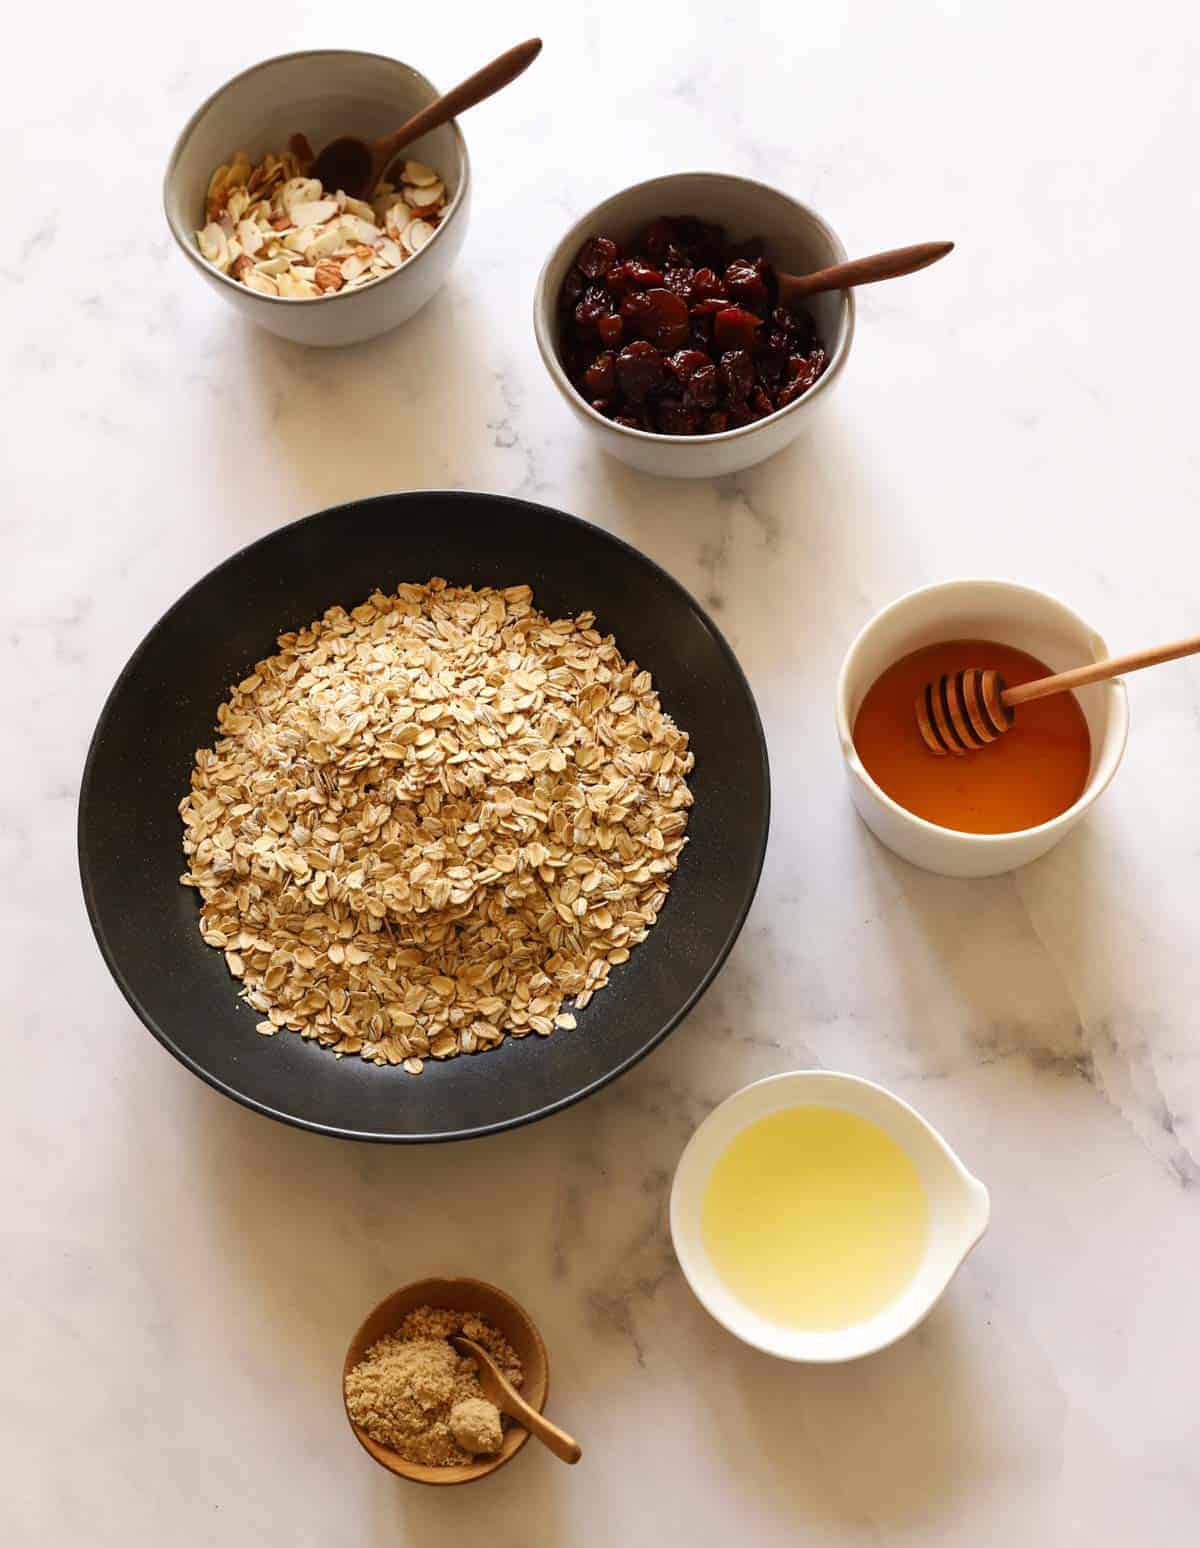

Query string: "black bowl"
[[78, 492, 769, 1142]]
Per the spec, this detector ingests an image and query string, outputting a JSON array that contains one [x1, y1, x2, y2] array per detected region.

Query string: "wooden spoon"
[[310, 38, 543, 200], [777, 240, 953, 306], [915, 633, 1200, 756], [451, 1335, 582, 1464]]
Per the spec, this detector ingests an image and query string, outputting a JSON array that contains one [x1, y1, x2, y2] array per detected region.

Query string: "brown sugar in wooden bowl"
[[342, 1276, 550, 1486]]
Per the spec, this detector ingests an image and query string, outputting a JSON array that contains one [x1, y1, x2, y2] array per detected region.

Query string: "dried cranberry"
[[663, 266, 696, 301], [785, 310, 816, 354], [574, 285, 610, 331], [597, 313, 624, 347], [749, 387, 775, 418], [642, 289, 691, 350], [713, 307, 762, 351], [620, 290, 655, 338], [557, 213, 826, 437], [719, 348, 754, 403], [691, 267, 726, 302], [616, 341, 665, 403], [654, 399, 701, 435], [725, 258, 770, 311], [684, 362, 719, 408], [583, 352, 617, 398], [666, 348, 711, 384], [607, 259, 664, 294], [576, 236, 619, 279], [689, 315, 714, 349], [755, 346, 787, 388]]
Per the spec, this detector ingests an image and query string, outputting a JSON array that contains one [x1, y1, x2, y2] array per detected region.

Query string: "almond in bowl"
[[197, 137, 447, 299], [162, 49, 471, 347]]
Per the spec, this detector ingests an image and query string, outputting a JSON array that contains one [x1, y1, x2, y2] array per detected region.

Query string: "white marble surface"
[[8, 1, 1200, 1541]]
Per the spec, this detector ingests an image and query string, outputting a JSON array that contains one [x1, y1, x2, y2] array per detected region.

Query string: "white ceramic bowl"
[[163, 51, 471, 348], [836, 579, 1130, 878], [533, 173, 854, 478], [670, 1071, 989, 1362]]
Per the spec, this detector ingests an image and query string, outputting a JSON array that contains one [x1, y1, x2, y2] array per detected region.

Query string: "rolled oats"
[[179, 580, 694, 1073]]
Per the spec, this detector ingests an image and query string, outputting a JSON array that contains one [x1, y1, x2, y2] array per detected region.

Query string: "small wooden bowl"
[[342, 1276, 550, 1486]]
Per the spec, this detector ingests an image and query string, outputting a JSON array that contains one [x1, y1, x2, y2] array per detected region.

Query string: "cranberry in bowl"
[[534, 174, 854, 479]]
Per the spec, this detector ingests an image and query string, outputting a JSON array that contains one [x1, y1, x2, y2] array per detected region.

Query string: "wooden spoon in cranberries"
[[557, 216, 828, 436]]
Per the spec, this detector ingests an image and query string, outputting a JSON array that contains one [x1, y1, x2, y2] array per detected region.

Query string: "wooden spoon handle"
[[1003, 633, 1200, 707], [781, 241, 953, 300], [371, 38, 542, 167], [503, 1394, 583, 1465]]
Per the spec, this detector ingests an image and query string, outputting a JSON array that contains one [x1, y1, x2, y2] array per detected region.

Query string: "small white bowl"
[[533, 173, 854, 479], [836, 579, 1129, 878], [670, 1071, 988, 1362], [163, 50, 471, 348]]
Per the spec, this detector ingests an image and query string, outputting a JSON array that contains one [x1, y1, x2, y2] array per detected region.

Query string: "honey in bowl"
[[853, 640, 1091, 834]]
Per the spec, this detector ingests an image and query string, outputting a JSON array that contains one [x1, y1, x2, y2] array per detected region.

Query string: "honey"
[[701, 1107, 929, 1329], [853, 639, 1091, 834]]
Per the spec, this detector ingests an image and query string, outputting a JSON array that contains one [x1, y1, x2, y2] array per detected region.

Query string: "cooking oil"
[[701, 1106, 929, 1329]]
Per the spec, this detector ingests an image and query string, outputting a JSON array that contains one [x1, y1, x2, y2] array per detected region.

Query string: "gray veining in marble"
[[5, 1, 1199, 1543]]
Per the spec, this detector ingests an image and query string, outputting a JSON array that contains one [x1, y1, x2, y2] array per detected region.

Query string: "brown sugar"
[[344, 1306, 522, 1466]]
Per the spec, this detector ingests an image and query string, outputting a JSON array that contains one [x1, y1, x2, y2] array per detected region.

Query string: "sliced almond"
[[404, 219, 436, 254], [206, 163, 230, 205], [200, 147, 445, 296], [303, 226, 346, 261], [290, 198, 339, 228], [404, 181, 444, 210], [314, 259, 345, 293], [226, 152, 252, 189], [197, 222, 229, 267], [237, 219, 265, 256], [343, 215, 379, 245], [277, 270, 318, 299], [385, 203, 410, 242], [402, 160, 439, 187], [280, 176, 323, 213]]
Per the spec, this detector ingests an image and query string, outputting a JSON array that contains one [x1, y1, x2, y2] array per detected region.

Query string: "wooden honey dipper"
[[915, 633, 1200, 755]]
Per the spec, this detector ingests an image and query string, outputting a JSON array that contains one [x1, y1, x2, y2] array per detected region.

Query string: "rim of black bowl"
[[78, 493, 771, 1142]]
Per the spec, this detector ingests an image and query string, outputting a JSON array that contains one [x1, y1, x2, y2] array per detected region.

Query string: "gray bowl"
[[164, 50, 471, 348], [533, 172, 855, 478]]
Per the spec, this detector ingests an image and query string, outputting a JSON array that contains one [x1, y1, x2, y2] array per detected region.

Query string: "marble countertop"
[[9, 1, 1199, 1542]]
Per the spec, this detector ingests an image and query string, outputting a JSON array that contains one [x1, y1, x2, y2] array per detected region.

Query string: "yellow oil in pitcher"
[[701, 1106, 930, 1329]]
